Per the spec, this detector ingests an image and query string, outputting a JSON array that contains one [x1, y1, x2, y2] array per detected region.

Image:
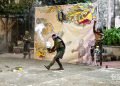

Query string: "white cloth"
[[35, 23, 45, 41], [46, 41, 52, 48]]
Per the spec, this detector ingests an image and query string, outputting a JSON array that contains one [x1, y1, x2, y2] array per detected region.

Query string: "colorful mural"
[[35, 4, 96, 63], [65, 4, 95, 25]]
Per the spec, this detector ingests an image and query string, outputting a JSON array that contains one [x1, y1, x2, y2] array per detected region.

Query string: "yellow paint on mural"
[[66, 5, 95, 24], [79, 12, 92, 22], [35, 42, 46, 58], [36, 50, 46, 57], [47, 6, 61, 13]]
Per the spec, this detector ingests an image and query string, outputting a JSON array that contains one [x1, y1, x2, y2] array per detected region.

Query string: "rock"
[[5, 65, 10, 68], [0, 69, 2, 72]]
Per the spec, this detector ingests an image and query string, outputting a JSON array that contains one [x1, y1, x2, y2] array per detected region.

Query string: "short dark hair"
[[52, 34, 56, 37], [52, 34, 58, 39]]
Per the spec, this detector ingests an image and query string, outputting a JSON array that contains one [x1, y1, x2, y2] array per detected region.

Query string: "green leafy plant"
[[103, 28, 120, 46]]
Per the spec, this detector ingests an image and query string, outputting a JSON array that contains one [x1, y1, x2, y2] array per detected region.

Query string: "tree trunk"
[[5, 31, 9, 51], [5, 18, 9, 51], [0, 16, 16, 51]]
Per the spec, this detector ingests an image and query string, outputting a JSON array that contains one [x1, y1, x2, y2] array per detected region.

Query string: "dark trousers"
[[48, 50, 65, 68], [23, 42, 31, 58]]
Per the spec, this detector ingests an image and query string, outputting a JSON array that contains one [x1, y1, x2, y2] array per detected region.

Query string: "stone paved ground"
[[0, 53, 120, 86]]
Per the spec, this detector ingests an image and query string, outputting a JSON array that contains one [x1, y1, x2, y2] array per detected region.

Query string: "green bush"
[[103, 28, 120, 46]]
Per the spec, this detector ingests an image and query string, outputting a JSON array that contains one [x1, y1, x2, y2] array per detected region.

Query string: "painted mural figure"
[[44, 34, 65, 70], [86, 40, 95, 65], [35, 23, 45, 41], [23, 31, 32, 59], [72, 39, 86, 64]]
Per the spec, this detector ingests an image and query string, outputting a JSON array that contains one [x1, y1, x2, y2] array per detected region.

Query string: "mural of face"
[[35, 18, 54, 42]]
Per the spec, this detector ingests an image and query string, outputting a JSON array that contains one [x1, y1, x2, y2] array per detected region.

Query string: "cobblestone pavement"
[[0, 53, 120, 86]]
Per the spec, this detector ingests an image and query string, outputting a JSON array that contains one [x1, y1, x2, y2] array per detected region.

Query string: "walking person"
[[44, 34, 65, 70], [23, 31, 32, 59]]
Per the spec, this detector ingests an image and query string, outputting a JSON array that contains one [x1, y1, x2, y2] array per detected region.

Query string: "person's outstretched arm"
[[93, 20, 97, 33]]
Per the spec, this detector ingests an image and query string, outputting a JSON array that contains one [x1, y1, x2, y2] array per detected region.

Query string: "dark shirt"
[[23, 34, 31, 43], [51, 36, 65, 52]]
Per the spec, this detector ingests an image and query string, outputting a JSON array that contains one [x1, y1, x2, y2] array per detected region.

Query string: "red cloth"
[[79, 19, 91, 25]]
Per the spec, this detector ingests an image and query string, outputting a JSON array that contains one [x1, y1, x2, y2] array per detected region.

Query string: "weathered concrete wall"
[[97, 0, 115, 28], [115, 0, 120, 28]]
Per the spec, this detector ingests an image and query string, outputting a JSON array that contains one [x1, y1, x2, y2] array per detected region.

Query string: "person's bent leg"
[[56, 58, 64, 70], [28, 51, 31, 59], [23, 43, 27, 59], [23, 53, 26, 59], [27, 43, 31, 59], [45, 57, 56, 70]]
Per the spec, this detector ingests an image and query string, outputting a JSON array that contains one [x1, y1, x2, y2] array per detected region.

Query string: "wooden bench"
[[102, 51, 115, 61], [13, 47, 34, 53]]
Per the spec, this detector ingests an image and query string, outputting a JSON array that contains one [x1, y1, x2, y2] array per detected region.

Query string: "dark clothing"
[[24, 42, 30, 52], [90, 47, 94, 57], [23, 34, 31, 52], [90, 46, 94, 61], [23, 34, 31, 58], [47, 36, 65, 69], [51, 36, 65, 55], [23, 35, 31, 43], [48, 50, 64, 69]]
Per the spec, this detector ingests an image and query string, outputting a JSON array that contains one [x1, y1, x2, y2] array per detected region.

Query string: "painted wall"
[[34, 4, 96, 63]]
